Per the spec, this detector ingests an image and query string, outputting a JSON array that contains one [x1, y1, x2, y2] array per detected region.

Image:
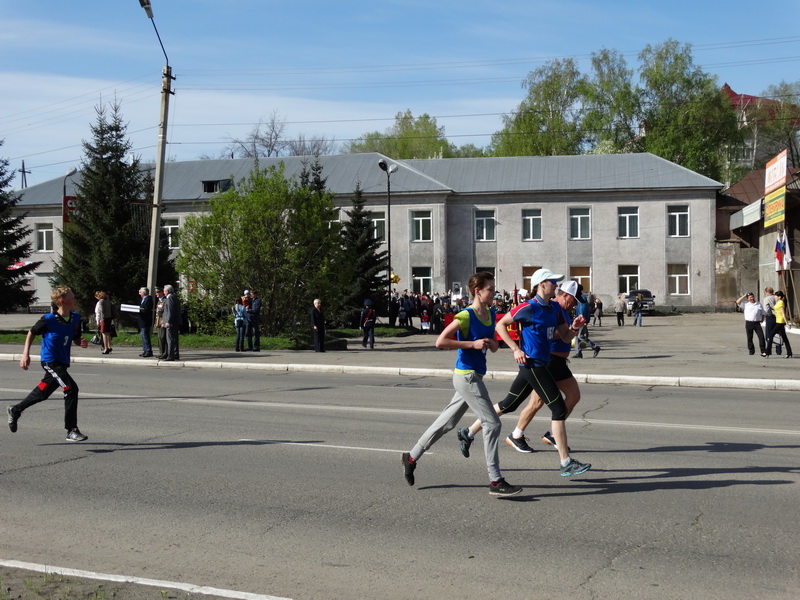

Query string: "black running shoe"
[[456, 427, 473, 458], [66, 428, 88, 442], [505, 434, 535, 453], [489, 478, 522, 497], [540, 431, 571, 452], [560, 457, 591, 477], [7, 406, 19, 433], [593, 345, 601, 358], [401, 452, 416, 486]]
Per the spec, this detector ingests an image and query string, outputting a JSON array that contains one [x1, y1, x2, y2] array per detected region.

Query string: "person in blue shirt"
[[7, 287, 90, 442], [401, 272, 522, 497], [495, 269, 592, 477]]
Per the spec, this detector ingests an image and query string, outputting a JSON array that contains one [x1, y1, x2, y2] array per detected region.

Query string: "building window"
[[569, 208, 591, 240], [411, 210, 432, 242], [618, 207, 639, 239], [521, 266, 542, 293], [35, 223, 54, 252], [370, 211, 385, 242], [162, 219, 180, 249], [618, 265, 639, 294], [668, 205, 689, 237], [412, 267, 432, 294], [570, 266, 591, 293], [475, 210, 496, 241], [522, 209, 542, 241], [202, 179, 231, 194], [668, 264, 690, 295]]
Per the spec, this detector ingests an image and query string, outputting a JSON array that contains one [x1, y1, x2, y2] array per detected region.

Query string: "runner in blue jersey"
[[7, 287, 90, 442], [401, 272, 522, 497], [457, 280, 586, 454], [495, 269, 591, 477]]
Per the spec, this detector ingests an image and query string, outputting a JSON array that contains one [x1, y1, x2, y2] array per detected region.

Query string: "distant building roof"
[[15, 152, 722, 206]]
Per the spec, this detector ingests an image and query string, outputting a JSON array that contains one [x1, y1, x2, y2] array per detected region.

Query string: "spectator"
[[232, 296, 247, 352], [632, 293, 644, 327], [360, 300, 376, 349], [592, 297, 603, 326], [137, 287, 154, 357], [771, 291, 793, 359], [94, 290, 113, 355], [247, 290, 262, 351], [153, 287, 167, 359], [736, 292, 767, 356], [613, 294, 626, 326], [763, 287, 778, 356], [161, 284, 182, 361], [311, 298, 326, 352]]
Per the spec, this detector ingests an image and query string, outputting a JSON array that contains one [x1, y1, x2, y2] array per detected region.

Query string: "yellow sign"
[[764, 186, 786, 227]]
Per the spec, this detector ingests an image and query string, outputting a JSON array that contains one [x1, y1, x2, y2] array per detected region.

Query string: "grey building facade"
[[13, 152, 721, 311]]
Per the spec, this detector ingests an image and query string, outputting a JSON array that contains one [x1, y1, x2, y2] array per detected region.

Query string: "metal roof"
[[14, 152, 721, 206]]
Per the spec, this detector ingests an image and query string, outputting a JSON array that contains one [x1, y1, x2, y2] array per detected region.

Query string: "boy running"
[[7, 287, 90, 442]]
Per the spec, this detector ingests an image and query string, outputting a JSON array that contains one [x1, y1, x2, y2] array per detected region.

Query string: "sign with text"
[[764, 186, 786, 227], [62, 196, 77, 223], [764, 149, 788, 195]]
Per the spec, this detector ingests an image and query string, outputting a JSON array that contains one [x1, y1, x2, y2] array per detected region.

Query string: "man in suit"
[[137, 287, 154, 357], [247, 290, 262, 351], [161, 284, 182, 361], [310, 298, 325, 352]]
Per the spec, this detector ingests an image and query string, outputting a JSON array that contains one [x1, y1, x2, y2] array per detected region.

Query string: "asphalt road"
[[1, 363, 798, 600]]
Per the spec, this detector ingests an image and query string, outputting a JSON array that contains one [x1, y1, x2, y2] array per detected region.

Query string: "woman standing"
[[360, 300, 376, 349], [592, 297, 603, 326], [94, 291, 113, 354], [232, 296, 247, 352], [772, 291, 793, 359]]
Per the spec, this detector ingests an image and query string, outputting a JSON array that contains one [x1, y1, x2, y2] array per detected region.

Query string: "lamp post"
[[61, 167, 77, 224], [377, 158, 398, 298], [139, 0, 174, 298]]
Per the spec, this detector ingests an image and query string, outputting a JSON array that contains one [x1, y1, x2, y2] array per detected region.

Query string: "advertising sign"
[[764, 149, 788, 195], [62, 196, 77, 223], [764, 186, 786, 227]]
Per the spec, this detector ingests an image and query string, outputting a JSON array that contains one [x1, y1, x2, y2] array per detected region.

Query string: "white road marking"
[[0, 559, 291, 600]]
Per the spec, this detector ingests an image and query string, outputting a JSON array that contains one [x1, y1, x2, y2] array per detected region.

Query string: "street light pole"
[[139, 0, 174, 298], [377, 159, 398, 298]]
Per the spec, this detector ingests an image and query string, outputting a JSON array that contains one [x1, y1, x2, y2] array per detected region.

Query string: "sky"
[[2, 0, 799, 188]]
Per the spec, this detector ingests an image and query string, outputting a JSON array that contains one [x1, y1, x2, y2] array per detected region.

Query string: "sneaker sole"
[[561, 464, 591, 477], [489, 487, 523, 497], [7, 407, 18, 433], [505, 437, 534, 453], [540, 435, 555, 447], [66, 437, 88, 442]]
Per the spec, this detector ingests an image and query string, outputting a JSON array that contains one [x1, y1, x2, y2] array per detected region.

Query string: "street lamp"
[[62, 167, 77, 224], [139, 0, 174, 299], [377, 158, 398, 297]]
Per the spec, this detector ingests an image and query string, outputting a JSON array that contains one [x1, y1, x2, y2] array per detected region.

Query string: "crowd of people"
[[736, 286, 793, 358]]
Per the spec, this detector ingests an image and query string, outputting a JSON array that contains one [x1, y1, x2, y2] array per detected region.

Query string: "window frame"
[[35, 223, 54, 252], [569, 207, 591, 240], [668, 263, 690, 295], [667, 205, 690, 237], [617, 206, 639, 239], [618, 265, 639, 295], [370, 211, 386, 242], [412, 266, 432, 294], [411, 210, 432, 242], [162, 218, 180, 250], [522, 208, 542, 241], [474, 209, 496, 242]]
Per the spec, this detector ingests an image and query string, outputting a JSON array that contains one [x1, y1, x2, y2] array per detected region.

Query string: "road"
[[1, 362, 798, 600]]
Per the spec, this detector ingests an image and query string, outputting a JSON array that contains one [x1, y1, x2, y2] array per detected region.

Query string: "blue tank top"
[[550, 304, 572, 354], [510, 297, 564, 362], [454, 307, 496, 376]]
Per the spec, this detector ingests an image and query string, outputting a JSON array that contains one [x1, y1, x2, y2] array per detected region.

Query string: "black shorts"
[[547, 355, 573, 382]]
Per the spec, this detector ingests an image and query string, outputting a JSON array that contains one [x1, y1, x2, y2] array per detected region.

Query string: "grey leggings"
[[411, 372, 502, 482]]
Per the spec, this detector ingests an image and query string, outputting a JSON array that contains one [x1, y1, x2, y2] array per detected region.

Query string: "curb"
[[3, 353, 800, 391]]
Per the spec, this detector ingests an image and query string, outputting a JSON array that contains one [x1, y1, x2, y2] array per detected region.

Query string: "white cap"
[[559, 280, 587, 302], [530, 268, 565, 286], [243, 289, 250, 295]]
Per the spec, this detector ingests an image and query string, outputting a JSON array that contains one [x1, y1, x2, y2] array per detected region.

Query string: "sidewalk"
[[2, 312, 799, 391]]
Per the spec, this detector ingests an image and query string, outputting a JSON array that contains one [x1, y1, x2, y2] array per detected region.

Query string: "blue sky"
[[2, 0, 798, 188]]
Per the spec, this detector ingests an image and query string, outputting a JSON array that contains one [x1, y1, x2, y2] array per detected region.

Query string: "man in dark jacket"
[[137, 287, 154, 357], [311, 299, 325, 352], [161, 285, 182, 361]]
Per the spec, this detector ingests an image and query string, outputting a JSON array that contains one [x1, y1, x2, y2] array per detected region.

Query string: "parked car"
[[626, 289, 656, 315]]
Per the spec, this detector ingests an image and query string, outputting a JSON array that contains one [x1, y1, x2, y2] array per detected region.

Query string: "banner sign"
[[764, 149, 788, 195], [62, 196, 77, 223], [764, 186, 786, 227]]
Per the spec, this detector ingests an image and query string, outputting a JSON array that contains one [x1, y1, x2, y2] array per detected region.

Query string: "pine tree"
[[54, 101, 175, 316], [335, 182, 388, 326], [0, 142, 42, 311]]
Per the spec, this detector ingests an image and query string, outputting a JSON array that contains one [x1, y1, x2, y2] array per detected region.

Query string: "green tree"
[[581, 49, 639, 153], [753, 81, 800, 168], [343, 110, 457, 158], [0, 142, 42, 311], [54, 101, 176, 317], [638, 40, 741, 180], [177, 162, 340, 336], [332, 182, 388, 327], [490, 58, 587, 156]]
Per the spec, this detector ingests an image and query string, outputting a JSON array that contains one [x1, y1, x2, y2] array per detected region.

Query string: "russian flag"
[[775, 235, 784, 272]]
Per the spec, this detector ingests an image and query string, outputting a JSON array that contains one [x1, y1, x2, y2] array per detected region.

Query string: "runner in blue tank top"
[[401, 272, 522, 497]]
